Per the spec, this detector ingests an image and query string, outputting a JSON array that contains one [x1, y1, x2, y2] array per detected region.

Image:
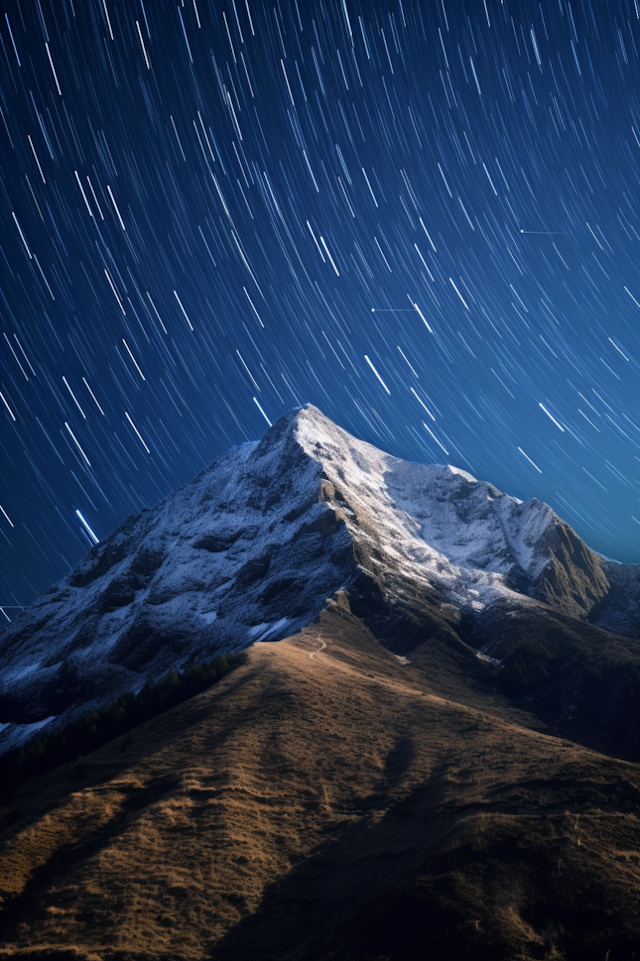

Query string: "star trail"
[[1, 0, 639, 613]]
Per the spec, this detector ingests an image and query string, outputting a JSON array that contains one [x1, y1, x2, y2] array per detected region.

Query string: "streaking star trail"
[[1, 0, 639, 610]]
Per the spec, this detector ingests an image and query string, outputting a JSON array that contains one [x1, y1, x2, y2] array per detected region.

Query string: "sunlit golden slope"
[[1, 596, 639, 960]]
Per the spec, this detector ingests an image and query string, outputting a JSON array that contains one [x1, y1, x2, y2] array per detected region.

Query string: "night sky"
[[2, 0, 639, 616]]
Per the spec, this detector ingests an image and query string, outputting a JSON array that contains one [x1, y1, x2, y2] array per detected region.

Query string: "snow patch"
[[248, 617, 291, 642], [260, 617, 290, 639], [17, 715, 57, 733], [476, 652, 501, 666], [447, 465, 477, 482], [4, 662, 40, 683]]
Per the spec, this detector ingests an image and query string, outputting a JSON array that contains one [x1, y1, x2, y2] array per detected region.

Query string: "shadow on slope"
[[459, 607, 640, 761], [210, 767, 640, 961], [342, 564, 640, 761]]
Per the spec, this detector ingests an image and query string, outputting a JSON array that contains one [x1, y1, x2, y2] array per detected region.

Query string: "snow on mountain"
[[292, 406, 610, 617], [0, 405, 631, 753]]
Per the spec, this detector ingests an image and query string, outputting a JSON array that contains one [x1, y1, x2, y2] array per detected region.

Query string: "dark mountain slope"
[[0, 601, 638, 960]]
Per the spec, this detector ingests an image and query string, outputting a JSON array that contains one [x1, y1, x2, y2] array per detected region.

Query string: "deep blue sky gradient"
[[1, 0, 639, 612]]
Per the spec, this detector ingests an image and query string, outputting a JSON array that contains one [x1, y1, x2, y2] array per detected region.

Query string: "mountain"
[[0, 405, 638, 754], [1, 405, 637, 759], [1, 405, 639, 959]]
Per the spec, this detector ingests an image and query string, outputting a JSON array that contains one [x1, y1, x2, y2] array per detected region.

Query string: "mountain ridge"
[[0, 405, 637, 757]]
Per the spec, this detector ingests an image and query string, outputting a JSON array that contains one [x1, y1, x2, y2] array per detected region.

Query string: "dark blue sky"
[[1, 0, 639, 614]]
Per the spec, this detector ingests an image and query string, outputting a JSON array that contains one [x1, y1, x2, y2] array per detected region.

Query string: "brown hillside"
[[0, 597, 639, 960]]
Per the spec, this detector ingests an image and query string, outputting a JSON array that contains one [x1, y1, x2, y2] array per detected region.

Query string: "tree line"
[[0, 654, 242, 798]]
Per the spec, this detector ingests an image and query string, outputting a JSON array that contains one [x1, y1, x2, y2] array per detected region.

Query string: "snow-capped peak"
[[0, 404, 623, 754]]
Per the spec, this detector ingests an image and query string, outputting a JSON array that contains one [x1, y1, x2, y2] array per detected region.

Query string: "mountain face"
[[0, 405, 637, 757]]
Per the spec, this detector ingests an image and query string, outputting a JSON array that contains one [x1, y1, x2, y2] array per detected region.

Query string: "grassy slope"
[[0, 598, 638, 960]]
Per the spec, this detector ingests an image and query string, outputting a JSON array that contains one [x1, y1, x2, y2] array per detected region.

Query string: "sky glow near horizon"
[[1, 0, 639, 608]]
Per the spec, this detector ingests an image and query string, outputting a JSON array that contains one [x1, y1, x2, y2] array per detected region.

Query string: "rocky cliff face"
[[531, 517, 610, 617], [0, 405, 636, 754]]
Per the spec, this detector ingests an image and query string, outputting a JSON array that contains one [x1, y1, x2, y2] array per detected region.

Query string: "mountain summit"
[[0, 405, 637, 756]]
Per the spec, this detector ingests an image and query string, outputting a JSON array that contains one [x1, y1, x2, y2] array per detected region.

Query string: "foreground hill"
[[0, 598, 638, 960]]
